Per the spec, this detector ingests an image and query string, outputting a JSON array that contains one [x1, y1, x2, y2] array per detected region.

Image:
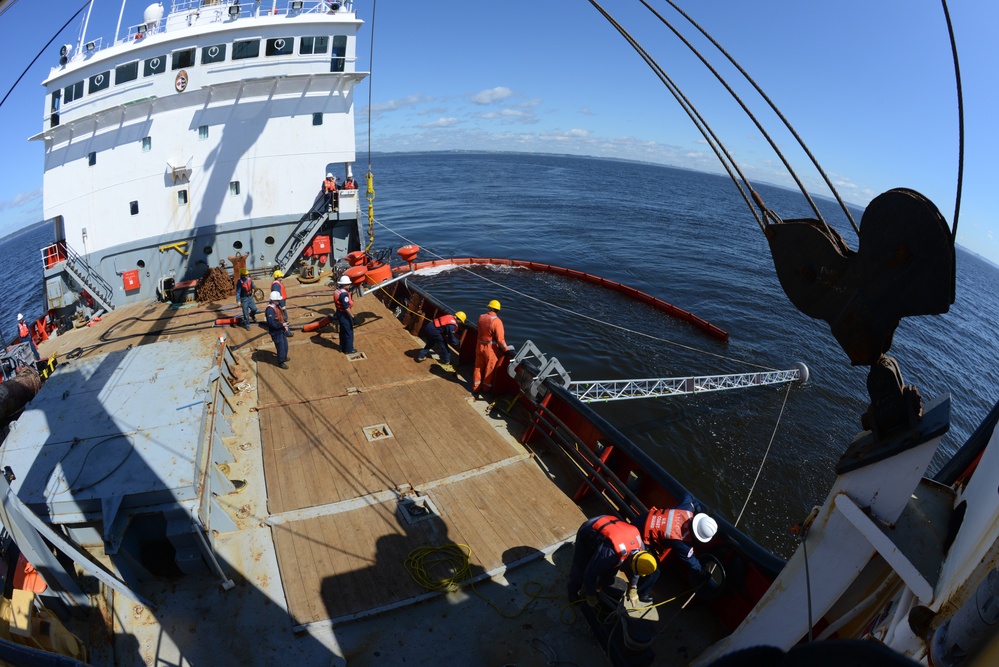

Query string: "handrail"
[[52, 242, 116, 311]]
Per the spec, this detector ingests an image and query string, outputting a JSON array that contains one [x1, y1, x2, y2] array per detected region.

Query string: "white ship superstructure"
[[34, 0, 365, 313]]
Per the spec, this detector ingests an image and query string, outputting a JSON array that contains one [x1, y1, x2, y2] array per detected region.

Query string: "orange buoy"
[[344, 265, 368, 285], [365, 260, 392, 283], [303, 246, 314, 258], [396, 245, 420, 263], [303, 316, 332, 332], [215, 317, 241, 327], [346, 251, 367, 266], [319, 254, 328, 265]]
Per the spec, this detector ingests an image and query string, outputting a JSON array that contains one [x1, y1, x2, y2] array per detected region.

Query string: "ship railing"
[[191, 337, 241, 590], [569, 368, 804, 403]]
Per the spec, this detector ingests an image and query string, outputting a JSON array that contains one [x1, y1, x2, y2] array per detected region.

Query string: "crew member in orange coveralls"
[[472, 299, 507, 399]]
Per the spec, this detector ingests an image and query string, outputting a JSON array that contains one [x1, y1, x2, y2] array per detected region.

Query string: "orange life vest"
[[591, 516, 644, 565], [271, 280, 286, 299], [433, 314, 457, 329], [643, 507, 694, 544], [334, 287, 353, 311], [18, 321, 30, 339]]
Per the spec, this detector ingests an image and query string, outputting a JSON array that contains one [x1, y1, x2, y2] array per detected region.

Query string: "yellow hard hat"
[[273, 269, 283, 278], [632, 551, 658, 576], [455, 311, 467, 323], [487, 299, 501, 311], [240, 268, 249, 276]]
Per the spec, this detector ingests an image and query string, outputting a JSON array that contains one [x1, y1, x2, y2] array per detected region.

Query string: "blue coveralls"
[[417, 318, 460, 364], [567, 516, 656, 601], [265, 304, 288, 365], [236, 276, 258, 330], [334, 288, 355, 353]]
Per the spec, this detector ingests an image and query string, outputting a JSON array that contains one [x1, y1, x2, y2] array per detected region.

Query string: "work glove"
[[584, 594, 599, 608], [627, 587, 639, 605]]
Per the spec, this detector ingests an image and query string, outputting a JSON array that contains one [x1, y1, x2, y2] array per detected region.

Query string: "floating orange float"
[[396, 245, 420, 263], [365, 260, 392, 283]]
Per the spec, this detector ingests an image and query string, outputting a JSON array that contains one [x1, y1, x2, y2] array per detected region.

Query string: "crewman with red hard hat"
[[568, 515, 658, 607]]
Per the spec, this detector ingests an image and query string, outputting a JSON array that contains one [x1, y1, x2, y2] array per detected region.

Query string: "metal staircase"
[[273, 197, 333, 275], [62, 243, 116, 312]]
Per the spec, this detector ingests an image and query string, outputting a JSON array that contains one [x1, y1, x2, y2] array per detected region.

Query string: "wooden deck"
[[256, 292, 586, 627]]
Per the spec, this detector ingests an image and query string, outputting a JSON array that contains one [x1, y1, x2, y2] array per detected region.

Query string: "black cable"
[[939, 0, 963, 239], [0, 1, 91, 110]]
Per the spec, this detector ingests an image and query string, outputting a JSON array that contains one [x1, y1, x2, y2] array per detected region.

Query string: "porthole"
[[265, 236, 275, 245], [204, 246, 213, 255], [137, 259, 146, 268], [233, 240, 243, 250]]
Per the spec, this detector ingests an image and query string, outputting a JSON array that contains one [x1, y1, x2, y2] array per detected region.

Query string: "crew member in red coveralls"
[[567, 515, 658, 607], [472, 300, 509, 399], [417, 311, 466, 365], [17, 313, 40, 361], [270, 270, 294, 337], [637, 491, 717, 583], [332, 275, 356, 354]]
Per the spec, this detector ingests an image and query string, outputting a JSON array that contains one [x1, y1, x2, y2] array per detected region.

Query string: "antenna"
[[78, 0, 95, 55]]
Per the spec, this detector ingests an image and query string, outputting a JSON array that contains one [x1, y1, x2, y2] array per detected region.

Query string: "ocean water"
[[3, 152, 997, 557]]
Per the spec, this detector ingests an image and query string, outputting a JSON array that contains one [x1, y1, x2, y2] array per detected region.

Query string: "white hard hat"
[[692, 513, 717, 543], [326, 172, 333, 178], [269, 290, 282, 301], [337, 275, 351, 285], [17, 313, 24, 321]]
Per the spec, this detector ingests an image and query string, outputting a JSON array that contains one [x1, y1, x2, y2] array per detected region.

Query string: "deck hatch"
[[362, 424, 393, 442]]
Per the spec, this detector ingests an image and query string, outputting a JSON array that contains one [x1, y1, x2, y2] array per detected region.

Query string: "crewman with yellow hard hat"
[[270, 269, 293, 336], [417, 311, 466, 367], [568, 515, 659, 608], [472, 299, 508, 399]]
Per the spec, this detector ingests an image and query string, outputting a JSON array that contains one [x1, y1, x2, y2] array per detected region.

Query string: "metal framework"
[[569, 368, 802, 403]]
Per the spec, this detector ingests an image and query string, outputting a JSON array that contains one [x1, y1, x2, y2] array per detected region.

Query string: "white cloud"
[[420, 118, 460, 128], [471, 87, 513, 105], [0, 188, 42, 212]]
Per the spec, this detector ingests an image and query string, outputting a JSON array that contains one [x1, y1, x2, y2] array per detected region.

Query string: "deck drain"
[[397, 495, 440, 525], [347, 351, 367, 362], [362, 424, 393, 442]]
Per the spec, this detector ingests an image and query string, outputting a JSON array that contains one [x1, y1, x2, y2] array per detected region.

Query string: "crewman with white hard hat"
[[332, 274, 356, 354], [637, 491, 717, 590], [265, 290, 290, 369]]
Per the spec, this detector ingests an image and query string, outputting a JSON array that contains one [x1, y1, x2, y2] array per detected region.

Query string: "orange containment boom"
[[303, 316, 332, 332], [215, 317, 242, 327], [395, 257, 729, 342]]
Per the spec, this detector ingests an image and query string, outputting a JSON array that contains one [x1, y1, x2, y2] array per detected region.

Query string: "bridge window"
[[142, 136, 151, 152], [312, 113, 323, 126], [233, 39, 260, 60], [89, 71, 110, 94], [178, 190, 188, 206], [144, 55, 166, 76], [300, 36, 329, 55], [266, 38, 294, 56], [116, 61, 139, 84], [63, 80, 84, 103], [172, 48, 195, 70], [330, 35, 347, 72], [199, 125, 209, 140], [229, 181, 240, 196], [130, 201, 139, 215], [202, 44, 226, 64], [50, 90, 61, 127]]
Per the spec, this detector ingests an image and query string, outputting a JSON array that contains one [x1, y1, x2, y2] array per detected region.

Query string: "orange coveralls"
[[473, 311, 506, 394]]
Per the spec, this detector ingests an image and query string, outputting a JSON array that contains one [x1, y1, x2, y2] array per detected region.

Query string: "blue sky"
[[2, 1, 997, 264]]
